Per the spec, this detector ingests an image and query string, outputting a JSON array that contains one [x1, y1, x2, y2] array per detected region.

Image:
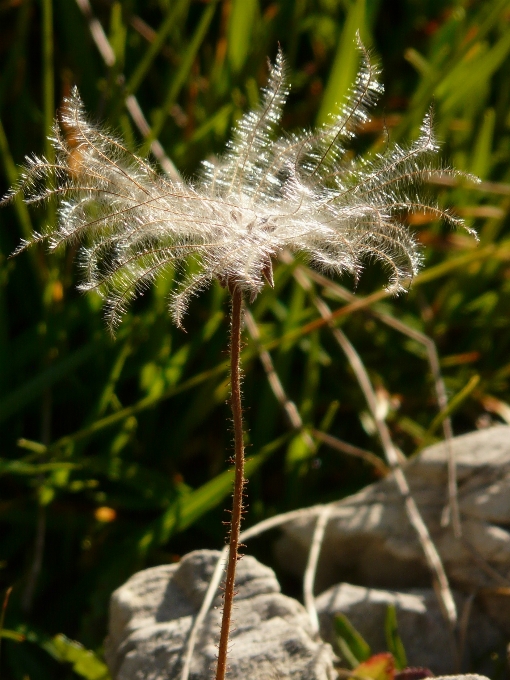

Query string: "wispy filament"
[[4, 40, 474, 329]]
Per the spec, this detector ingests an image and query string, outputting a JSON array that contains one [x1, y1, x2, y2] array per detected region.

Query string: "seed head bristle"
[[3, 41, 474, 330]]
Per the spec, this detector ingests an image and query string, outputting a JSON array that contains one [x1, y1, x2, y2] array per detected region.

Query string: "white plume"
[[4, 40, 472, 330]]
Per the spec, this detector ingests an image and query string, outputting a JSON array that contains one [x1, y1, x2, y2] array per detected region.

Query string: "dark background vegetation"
[[1, 0, 510, 677]]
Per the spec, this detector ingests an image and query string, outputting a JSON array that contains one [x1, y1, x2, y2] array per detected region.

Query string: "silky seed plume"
[[3, 40, 474, 329]]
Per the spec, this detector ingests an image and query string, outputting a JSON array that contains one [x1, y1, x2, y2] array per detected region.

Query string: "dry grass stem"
[[293, 266, 458, 628], [123, 95, 181, 181], [297, 261, 460, 537], [74, 0, 180, 181], [310, 428, 389, 475], [74, 0, 115, 67], [333, 330, 457, 626], [428, 171, 510, 196], [21, 505, 46, 613], [244, 308, 314, 444], [303, 505, 333, 635], [457, 593, 475, 671], [180, 547, 228, 680], [245, 309, 383, 477]]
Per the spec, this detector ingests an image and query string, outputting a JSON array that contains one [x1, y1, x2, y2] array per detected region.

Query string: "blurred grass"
[[1, 0, 510, 678]]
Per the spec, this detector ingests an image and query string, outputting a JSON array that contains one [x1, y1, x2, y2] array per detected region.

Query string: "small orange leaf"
[[352, 652, 395, 680]]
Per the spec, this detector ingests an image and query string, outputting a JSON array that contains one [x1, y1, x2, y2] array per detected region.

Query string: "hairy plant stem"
[[216, 285, 245, 680]]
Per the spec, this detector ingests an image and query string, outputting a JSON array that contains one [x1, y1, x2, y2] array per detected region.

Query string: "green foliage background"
[[1, 0, 510, 677]]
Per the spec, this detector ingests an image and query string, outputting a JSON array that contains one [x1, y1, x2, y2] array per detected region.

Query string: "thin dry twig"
[[180, 546, 228, 680], [310, 428, 389, 475], [74, 0, 115, 66], [292, 265, 458, 629], [244, 309, 312, 441], [73, 0, 181, 181], [303, 505, 332, 635], [124, 95, 181, 180], [129, 15, 174, 59], [298, 261, 461, 537], [245, 309, 388, 474]]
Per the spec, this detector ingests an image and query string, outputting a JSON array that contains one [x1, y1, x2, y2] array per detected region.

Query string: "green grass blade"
[[334, 613, 371, 668], [439, 31, 510, 115], [227, 0, 259, 73], [124, 0, 190, 99], [0, 460, 79, 476], [41, 633, 110, 680], [426, 374, 480, 438], [0, 629, 24, 642], [41, 0, 54, 166], [137, 434, 289, 554], [141, 0, 218, 154], [91, 339, 132, 420], [108, 2, 126, 68], [22, 358, 231, 452], [470, 108, 495, 179], [0, 0, 32, 113], [397, 0, 510, 137], [0, 117, 35, 246], [317, 0, 366, 126], [384, 604, 407, 671]]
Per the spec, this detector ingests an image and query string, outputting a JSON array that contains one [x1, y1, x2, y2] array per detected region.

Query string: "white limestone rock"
[[275, 426, 510, 634], [105, 549, 337, 680], [316, 583, 504, 676]]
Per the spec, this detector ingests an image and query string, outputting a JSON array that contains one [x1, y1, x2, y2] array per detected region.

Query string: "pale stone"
[[275, 426, 510, 634], [316, 583, 503, 676], [105, 550, 337, 680]]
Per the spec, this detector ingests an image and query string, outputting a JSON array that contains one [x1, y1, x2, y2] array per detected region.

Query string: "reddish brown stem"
[[216, 286, 245, 680]]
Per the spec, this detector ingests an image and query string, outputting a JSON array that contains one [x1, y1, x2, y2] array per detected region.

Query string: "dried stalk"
[[73, 0, 180, 181], [298, 262, 461, 537], [21, 504, 46, 612], [244, 309, 314, 444], [333, 332, 457, 624], [180, 546, 228, 680], [246, 308, 389, 475], [216, 286, 246, 680], [428, 171, 510, 196], [457, 593, 475, 672], [293, 266, 458, 628], [310, 428, 389, 475], [303, 505, 332, 635]]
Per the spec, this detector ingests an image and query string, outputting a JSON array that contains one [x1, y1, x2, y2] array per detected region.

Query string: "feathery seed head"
[[3, 40, 473, 330]]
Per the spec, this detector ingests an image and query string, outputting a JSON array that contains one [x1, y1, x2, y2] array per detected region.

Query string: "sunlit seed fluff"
[[4, 40, 475, 330]]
